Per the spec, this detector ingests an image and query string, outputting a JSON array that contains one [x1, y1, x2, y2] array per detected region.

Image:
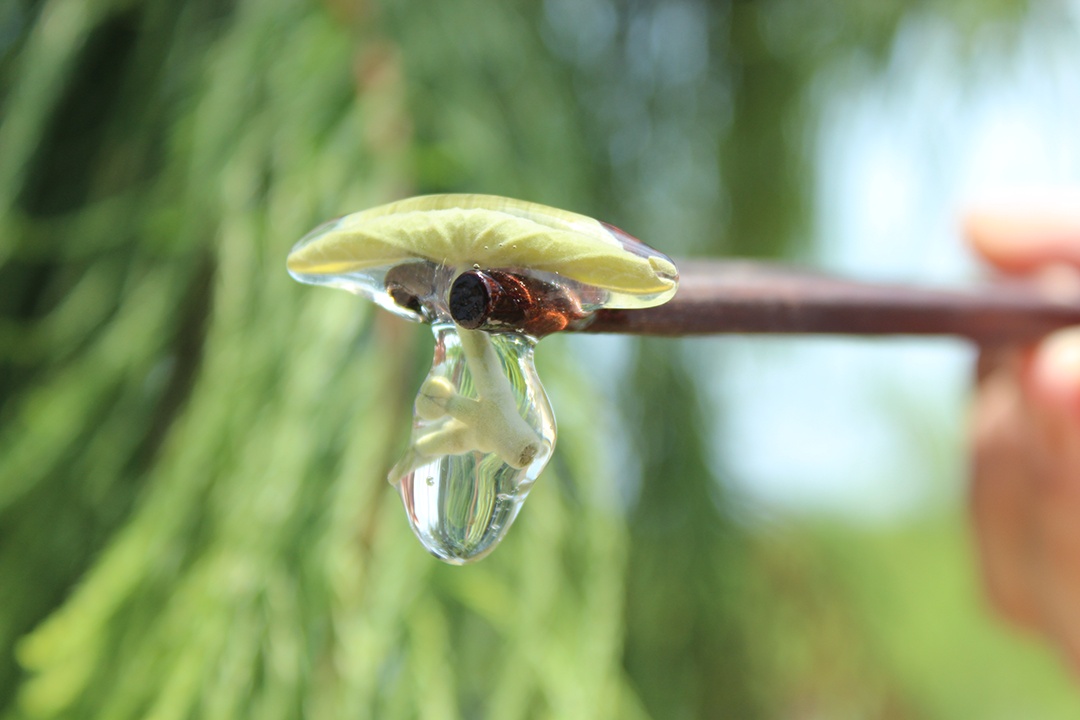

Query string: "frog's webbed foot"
[[416, 376, 482, 423], [411, 355, 542, 469], [414, 418, 475, 458], [390, 417, 475, 479]]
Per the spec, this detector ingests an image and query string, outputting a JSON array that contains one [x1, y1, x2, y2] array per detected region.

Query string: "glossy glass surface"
[[286, 194, 679, 322], [287, 194, 678, 563]]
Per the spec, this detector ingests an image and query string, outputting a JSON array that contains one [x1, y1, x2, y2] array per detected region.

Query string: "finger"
[[976, 345, 1019, 383], [1032, 483, 1080, 675], [970, 357, 1041, 628], [964, 188, 1080, 274], [1021, 328, 1080, 669]]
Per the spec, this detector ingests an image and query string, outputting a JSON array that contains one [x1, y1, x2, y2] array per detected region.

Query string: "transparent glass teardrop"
[[389, 324, 556, 564]]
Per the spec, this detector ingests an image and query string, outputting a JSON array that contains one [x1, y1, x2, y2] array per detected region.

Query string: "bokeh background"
[[2, 0, 1080, 717]]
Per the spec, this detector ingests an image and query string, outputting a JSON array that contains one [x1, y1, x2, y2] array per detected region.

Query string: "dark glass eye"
[[449, 271, 498, 328]]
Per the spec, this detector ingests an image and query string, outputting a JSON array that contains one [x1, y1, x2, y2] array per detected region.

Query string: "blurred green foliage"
[[1, 0, 1078, 718]]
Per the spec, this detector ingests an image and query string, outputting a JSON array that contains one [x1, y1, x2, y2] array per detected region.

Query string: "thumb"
[[1025, 327, 1080, 423], [1021, 326, 1080, 501]]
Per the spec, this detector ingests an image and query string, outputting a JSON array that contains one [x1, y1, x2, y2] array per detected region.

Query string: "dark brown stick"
[[573, 260, 1080, 345]]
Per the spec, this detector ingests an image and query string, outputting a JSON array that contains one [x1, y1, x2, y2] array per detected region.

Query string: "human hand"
[[967, 189, 1080, 673]]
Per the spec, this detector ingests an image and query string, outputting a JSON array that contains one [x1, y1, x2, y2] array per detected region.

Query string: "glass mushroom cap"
[[287, 194, 678, 563]]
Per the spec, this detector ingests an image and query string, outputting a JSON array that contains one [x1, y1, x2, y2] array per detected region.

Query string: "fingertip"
[[964, 211, 1037, 273], [963, 188, 1080, 274], [1026, 327, 1080, 420]]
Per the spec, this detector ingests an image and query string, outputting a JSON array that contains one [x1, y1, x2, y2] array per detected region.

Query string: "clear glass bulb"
[[389, 324, 555, 564]]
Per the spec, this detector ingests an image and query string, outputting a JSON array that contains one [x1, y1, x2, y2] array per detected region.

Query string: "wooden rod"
[[572, 260, 1080, 345]]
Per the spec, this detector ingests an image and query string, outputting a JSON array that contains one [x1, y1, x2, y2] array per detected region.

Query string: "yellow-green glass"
[[286, 193, 679, 316]]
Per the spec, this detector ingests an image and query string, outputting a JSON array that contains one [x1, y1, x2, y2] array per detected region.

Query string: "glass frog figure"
[[287, 195, 678, 563]]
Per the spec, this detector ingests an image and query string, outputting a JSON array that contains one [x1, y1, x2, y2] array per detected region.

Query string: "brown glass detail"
[[449, 269, 586, 337], [387, 286, 422, 315]]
